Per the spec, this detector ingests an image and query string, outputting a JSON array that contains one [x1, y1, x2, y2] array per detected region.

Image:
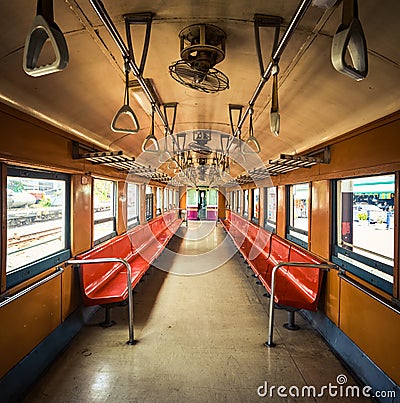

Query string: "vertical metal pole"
[[122, 260, 136, 345], [266, 263, 281, 347]]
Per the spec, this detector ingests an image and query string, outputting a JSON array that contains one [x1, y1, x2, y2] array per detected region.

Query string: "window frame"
[[6, 166, 71, 289], [93, 177, 117, 246], [286, 183, 309, 249], [331, 175, 395, 295]]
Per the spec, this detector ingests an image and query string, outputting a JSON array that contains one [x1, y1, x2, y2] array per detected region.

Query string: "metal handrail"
[[68, 258, 136, 345], [0, 266, 64, 309], [88, 0, 175, 141], [266, 261, 336, 347], [225, 0, 313, 155], [338, 271, 400, 316]]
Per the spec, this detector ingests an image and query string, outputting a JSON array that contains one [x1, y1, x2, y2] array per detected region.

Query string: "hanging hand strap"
[[111, 59, 140, 133], [244, 108, 261, 154], [142, 107, 160, 152], [331, 0, 368, 81], [270, 63, 280, 136], [23, 0, 69, 77]]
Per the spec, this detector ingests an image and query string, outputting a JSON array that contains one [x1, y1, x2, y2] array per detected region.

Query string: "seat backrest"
[[287, 246, 323, 300], [270, 235, 291, 262]]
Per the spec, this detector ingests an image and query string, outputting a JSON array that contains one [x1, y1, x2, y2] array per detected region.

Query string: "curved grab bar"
[[0, 266, 64, 309], [266, 262, 337, 347], [68, 258, 136, 345], [331, 0, 368, 81], [23, 0, 69, 77]]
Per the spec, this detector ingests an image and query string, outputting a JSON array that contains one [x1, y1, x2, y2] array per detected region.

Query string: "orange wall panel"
[[276, 185, 286, 237], [61, 264, 82, 321], [0, 275, 61, 378], [117, 180, 127, 235], [339, 280, 400, 384], [71, 175, 92, 256], [310, 180, 330, 259]]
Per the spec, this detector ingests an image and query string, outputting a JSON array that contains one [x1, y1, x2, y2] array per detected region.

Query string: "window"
[[236, 190, 241, 214], [251, 188, 259, 224], [287, 183, 309, 248], [163, 188, 168, 212], [93, 178, 116, 245], [127, 182, 139, 229], [146, 186, 153, 221], [264, 186, 277, 232], [332, 174, 395, 294], [6, 167, 70, 288], [156, 187, 162, 215], [243, 189, 249, 218], [230, 191, 235, 211], [169, 189, 174, 209], [175, 190, 179, 208]]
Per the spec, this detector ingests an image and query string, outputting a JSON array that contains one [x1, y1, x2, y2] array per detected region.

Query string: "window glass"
[[146, 186, 153, 221], [251, 188, 259, 224], [156, 187, 162, 215], [6, 167, 70, 288], [264, 187, 277, 232], [163, 188, 168, 212], [287, 183, 309, 248], [127, 182, 139, 228], [93, 178, 116, 244], [332, 174, 395, 293], [169, 189, 174, 209], [243, 189, 249, 218], [237, 190, 241, 214], [230, 191, 235, 210]]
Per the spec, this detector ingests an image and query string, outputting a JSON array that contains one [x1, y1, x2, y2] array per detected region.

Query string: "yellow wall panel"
[[310, 180, 330, 259], [61, 265, 82, 321], [276, 185, 286, 237], [339, 280, 400, 384], [71, 175, 92, 256], [0, 275, 61, 378], [323, 270, 340, 325]]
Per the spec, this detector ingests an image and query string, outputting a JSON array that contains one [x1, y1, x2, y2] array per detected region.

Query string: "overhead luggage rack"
[[72, 141, 172, 184], [225, 148, 330, 185]]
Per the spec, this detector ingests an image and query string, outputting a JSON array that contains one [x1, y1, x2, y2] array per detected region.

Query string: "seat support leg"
[[99, 306, 116, 327], [283, 311, 300, 331]]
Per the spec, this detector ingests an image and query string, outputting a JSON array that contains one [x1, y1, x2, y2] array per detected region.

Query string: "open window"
[[93, 178, 116, 245], [286, 183, 309, 248], [264, 186, 277, 233], [332, 174, 395, 294], [6, 166, 71, 288]]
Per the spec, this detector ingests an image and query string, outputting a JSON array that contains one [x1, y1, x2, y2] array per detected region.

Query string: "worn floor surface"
[[23, 222, 371, 402]]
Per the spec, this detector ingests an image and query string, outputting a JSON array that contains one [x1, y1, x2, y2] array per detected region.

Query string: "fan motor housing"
[[179, 24, 226, 72]]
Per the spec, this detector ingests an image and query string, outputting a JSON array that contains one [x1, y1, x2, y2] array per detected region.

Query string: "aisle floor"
[[23, 222, 371, 402]]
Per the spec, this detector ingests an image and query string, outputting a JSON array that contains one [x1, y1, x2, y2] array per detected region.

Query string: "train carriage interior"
[[0, 0, 399, 401]]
